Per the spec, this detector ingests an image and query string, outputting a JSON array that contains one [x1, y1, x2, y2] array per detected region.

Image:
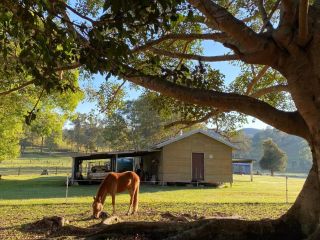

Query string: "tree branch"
[[275, 0, 299, 46], [256, 0, 270, 28], [259, 0, 281, 33], [54, 0, 95, 24], [164, 110, 218, 129], [0, 63, 81, 97], [131, 33, 228, 53], [246, 65, 269, 95], [175, 41, 191, 69], [120, 66, 309, 140], [100, 80, 126, 113], [58, 7, 88, 43], [188, 0, 268, 53], [55, 63, 81, 71], [298, 0, 309, 46], [250, 84, 289, 98], [0, 80, 35, 96], [150, 48, 239, 62]]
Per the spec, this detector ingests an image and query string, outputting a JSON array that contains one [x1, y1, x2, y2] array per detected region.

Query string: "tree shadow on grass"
[[0, 176, 224, 200], [19, 217, 304, 240]]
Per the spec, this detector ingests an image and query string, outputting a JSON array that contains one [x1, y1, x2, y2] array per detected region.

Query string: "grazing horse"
[[92, 171, 140, 218]]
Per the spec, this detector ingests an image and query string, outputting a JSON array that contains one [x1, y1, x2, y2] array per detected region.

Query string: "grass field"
[[0, 173, 305, 239], [0, 154, 72, 175]]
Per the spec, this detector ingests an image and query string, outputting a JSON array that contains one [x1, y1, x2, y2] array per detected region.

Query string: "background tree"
[[260, 138, 288, 176], [103, 112, 131, 151], [63, 113, 105, 152], [231, 131, 252, 159], [0, 96, 23, 161], [29, 111, 64, 153], [232, 127, 312, 172]]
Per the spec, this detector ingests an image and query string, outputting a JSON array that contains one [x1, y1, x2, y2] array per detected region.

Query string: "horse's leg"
[[133, 183, 139, 214], [111, 193, 116, 215], [109, 181, 116, 215], [126, 188, 134, 215]]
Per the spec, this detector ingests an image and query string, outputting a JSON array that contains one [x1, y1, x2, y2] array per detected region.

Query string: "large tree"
[[2, 0, 320, 238], [260, 138, 288, 176]]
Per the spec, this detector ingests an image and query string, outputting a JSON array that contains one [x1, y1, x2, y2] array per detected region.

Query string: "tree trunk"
[[283, 162, 320, 237], [281, 133, 320, 237], [40, 136, 44, 153], [271, 169, 274, 176]]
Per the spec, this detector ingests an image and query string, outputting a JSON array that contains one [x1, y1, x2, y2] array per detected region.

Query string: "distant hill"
[[234, 128, 312, 173], [241, 128, 262, 137]]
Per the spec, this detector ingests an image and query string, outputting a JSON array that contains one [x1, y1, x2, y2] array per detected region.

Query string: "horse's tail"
[[133, 177, 140, 213]]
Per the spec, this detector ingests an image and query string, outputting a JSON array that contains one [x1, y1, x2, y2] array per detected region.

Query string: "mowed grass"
[[0, 174, 305, 239], [0, 174, 304, 205], [0, 154, 72, 175]]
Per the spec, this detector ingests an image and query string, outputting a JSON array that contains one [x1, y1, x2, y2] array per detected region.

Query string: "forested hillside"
[[234, 128, 312, 172]]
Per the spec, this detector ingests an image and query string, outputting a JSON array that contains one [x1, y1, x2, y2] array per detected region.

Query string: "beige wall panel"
[[161, 133, 233, 183]]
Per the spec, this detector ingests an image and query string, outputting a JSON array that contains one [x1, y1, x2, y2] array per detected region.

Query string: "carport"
[[70, 150, 159, 184]]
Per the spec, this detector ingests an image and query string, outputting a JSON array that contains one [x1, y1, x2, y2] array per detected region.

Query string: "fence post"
[[18, 166, 21, 176], [65, 175, 69, 203], [286, 176, 288, 204], [55, 167, 58, 175]]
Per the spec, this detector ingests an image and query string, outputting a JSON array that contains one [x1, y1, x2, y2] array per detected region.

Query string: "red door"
[[192, 153, 204, 181]]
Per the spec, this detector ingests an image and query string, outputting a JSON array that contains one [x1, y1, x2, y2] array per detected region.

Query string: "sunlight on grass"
[[0, 174, 305, 239], [0, 174, 304, 205]]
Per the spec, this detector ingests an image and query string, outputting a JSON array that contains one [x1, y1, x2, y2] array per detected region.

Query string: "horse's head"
[[92, 196, 103, 219]]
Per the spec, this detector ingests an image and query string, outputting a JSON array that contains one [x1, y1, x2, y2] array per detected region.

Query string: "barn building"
[[70, 129, 237, 185]]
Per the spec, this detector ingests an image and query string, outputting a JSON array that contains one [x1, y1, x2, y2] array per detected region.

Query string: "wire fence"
[[0, 173, 304, 205], [0, 157, 72, 176], [0, 166, 71, 176]]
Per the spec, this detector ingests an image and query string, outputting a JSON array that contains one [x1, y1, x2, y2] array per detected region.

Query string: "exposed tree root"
[[21, 214, 306, 240], [80, 218, 304, 240]]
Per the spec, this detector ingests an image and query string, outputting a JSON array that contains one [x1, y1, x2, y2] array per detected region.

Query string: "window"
[[117, 158, 134, 172]]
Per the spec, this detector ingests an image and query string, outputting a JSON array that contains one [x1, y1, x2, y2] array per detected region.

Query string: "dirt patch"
[[161, 212, 206, 222], [19, 212, 244, 239], [22, 216, 68, 234], [102, 216, 123, 225], [21, 214, 125, 238], [160, 211, 241, 222]]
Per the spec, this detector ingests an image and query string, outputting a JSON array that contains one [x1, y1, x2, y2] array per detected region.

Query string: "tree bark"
[[283, 161, 320, 236], [271, 169, 274, 176]]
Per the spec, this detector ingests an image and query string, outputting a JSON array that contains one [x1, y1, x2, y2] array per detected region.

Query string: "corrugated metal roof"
[[73, 149, 159, 160], [153, 129, 238, 149], [232, 158, 255, 163]]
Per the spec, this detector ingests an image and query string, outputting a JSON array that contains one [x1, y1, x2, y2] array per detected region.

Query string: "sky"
[[74, 30, 269, 130]]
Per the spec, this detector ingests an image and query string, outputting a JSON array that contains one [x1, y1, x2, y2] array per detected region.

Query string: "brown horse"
[[92, 171, 140, 218]]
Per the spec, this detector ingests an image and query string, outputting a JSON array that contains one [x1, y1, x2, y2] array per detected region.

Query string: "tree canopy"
[[0, 0, 305, 136], [3, 0, 320, 238], [260, 138, 288, 176]]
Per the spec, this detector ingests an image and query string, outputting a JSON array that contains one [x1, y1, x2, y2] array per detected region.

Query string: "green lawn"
[[0, 174, 305, 239]]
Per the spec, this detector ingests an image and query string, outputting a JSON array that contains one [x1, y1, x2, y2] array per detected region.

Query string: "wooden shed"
[[151, 129, 237, 184], [70, 129, 237, 185]]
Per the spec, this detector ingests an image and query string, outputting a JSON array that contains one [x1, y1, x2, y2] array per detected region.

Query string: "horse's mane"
[[95, 174, 111, 204]]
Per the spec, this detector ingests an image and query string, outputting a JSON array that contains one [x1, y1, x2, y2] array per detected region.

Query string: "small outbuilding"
[[232, 159, 255, 182], [154, 129, 237, 184], [70, 129, 237, 185]]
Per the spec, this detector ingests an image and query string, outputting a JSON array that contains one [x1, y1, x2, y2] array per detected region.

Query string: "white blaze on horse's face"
[[92, 197, 103, 219]]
